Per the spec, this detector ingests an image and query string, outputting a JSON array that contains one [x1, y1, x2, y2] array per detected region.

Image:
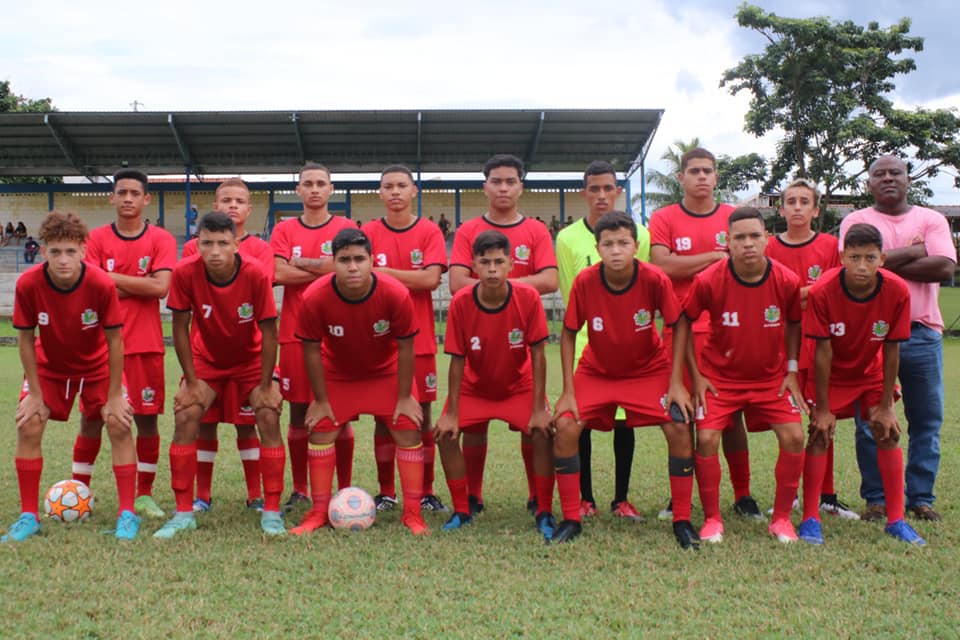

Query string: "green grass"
[[1, 342, 959, 637], [941, 286, 960, 332]]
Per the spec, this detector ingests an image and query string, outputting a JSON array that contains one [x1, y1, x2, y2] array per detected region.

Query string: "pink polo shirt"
[[840, 205, 957, 333]]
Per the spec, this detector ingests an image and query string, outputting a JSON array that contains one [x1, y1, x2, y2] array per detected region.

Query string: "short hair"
[[728, 206, 765, 228], [215, 177, 250, 198], [198, 211, 236, 236], [594, 211, 637, 242], [472, 230, 510, 256], [583, 160, 617, 183], [380, 165, 415, 181], [483, 154, 524, 180], [299, 162, 332, 180], [112, 169, 149, 192], [781, 178, 820, 206], [843, 223, 883, 251], [680, 148, 716, 172], [331, 227, 371, 255], [39, 210, 88, 244]]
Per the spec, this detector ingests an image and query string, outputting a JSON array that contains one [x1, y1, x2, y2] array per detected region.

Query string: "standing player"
[[181, 178, 274, 513], [80, 170, 177, 519], [448, 154, 558, 514], [435, 231, 556, 539], [363, 165, 448, 513], [271, 163, 356, 509], [290, 228, 428, 536], [648, 148, 758, 520], [4, 211, 137, 542], [552, 212, 698, 547], [765, 179, 856, 519], [556, 161, 650, 520], [799, 223, 924, 545], [685, 208, 807, 543], [154, 212, 285, 538]]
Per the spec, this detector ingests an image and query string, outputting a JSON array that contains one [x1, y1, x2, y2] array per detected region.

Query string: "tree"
[[721, 4, 960, 222], [0, 80, 59, 184]]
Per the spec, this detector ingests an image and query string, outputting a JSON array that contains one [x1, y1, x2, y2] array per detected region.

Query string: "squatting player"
[[552, 212, 698, 547], [448, 154, 558, 515], [685, 207, 807, 544], [291, 228, 428, 536], [435, 230, 555, 539], [154, 212, 286, 538], [4, 211, 137, 542], [362, 165, 448, 513], [800, 223, 925, 546], [81, 170, 177, 519]]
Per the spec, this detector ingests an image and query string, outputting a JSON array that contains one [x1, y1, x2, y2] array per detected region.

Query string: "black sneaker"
[[282, 491, 310, 512], [732, 495, 765, 521], [819, 494, 860, 520], [672, 520, 701, 550], [374, 494, 398, 512], [550, 519, 582, 544], [526, 497, 538, 516], [421, 494, 450, 512], [468, 495, 485, 515]]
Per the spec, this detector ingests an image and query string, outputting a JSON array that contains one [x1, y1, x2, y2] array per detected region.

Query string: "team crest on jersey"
[[763, 305, 781, 326], [659, 394, 669, 410], [240, 405, 254, 417], [321, 240, 333, 256], [425, 373, 438, 391], [634, 309, 652, 330], [137, 256, 151, 274], [410, 249, 424, 266], [807, 264, 823, 282], [508, 328, 524, 348], [373, 319, 390, 336], [787, 394, 801, 411], [292, 246, 303, 258], [141, 387, 156, 404], [81, 308, 99, 329], [715, 231, 728, 248], [514, 245, 530, 262], [238, 302, 254, 323], [872, 320, 889, 339], [106, 258, 116, 272]]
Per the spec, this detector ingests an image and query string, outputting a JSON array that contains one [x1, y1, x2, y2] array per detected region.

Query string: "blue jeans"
[[854, 323, 944, 508]]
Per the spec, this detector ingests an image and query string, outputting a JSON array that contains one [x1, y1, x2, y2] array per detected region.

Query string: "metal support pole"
[[559, 188, 565, 223], [184, 165, 192, 242], [455, 189, 461, 227], [158, 191, 165, 227]]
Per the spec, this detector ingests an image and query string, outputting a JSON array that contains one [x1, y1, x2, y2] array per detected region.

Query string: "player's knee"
[[777, 425, 805, 453], [16, 415, 45, 443], [695, 429, 721, 455], [104, 415, 133, 440]]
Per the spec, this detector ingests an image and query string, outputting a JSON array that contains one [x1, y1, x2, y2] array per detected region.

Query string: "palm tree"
[[642, 137, 702, 209]]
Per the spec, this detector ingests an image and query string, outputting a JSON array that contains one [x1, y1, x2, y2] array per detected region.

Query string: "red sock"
[[374, 433, 396, 497], [877, 448, 905, 524], [773, 449, 804, 521], [520, 440, 535, 501], [396, 445, 425, 520], [260, 446, 286, 512], [15, 457, 43, 517], [287, 425, 309, 495], [195, 438, 218, 503], [237, 436, 262, 501], [669, 474, 694, 523], [534, 474, 554, 515], [724, 448, 751, 501], [822, 440, 836, 495], [463, 443, 487, 501], [556, 472, 581, 522], [307, 444, 336, 518], [695, 453, 722, 521], [335, 423, 354, 490], [136, 434, 160, 497], [421, 429, 436, 495], [170, 443, 197, 513], [802, 452, 828, 521], [113, 463, 136, 515], [446, 477, 470, 515], [72, 435, 101, 486]]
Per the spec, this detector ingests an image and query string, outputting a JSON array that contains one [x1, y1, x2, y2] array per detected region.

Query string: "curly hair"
[[38, 210, 89, 244]]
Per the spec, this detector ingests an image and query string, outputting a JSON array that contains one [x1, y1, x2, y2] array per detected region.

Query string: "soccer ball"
[[328, 487, 376, 531], [44, 479, 95, 523]]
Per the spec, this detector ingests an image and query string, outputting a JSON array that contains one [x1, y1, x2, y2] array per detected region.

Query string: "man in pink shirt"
[[839, 155, 957, 522]]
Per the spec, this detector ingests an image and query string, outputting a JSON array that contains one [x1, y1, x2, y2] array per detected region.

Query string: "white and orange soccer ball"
[[328, 487, 376, 531], [44, 479, 95, 523]]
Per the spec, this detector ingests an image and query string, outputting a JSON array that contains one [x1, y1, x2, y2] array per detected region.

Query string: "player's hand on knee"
[[780, 372, 810, 415], [868, 405, 900, 445], [102, 392, 134, 430], [666, 381, 694, 424], [528, 407, 553, 438], [249, 383, 282, 414], [691, 374, 717, 415], [16, 393, 49, 429], [393, 395, 423, 427], [305, 399, 337, 429], [553, 391, 579, 425], [174, 379, 215, 413], [434, 413, 459, 441]]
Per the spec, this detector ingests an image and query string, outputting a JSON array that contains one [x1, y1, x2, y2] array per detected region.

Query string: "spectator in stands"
[[438, 213, 451, 238], [15, 221, 27, 242], [5, 222, 14, 240], [23, 236, 39, 264]]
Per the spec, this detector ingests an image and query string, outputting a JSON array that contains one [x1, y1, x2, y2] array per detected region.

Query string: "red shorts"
[[125, 353, 165, 415], [22, 372, 125, 422], [196, 365, 262, 425], [662, 329, 709, 387], [316, 374, 419, 432], [697, 385, 802, 432], [416, 354, 438, 402], [443, 386, 546, 435], [804, 377, 897, 421], [279, 342, 311, 404], [574, 368, 672, 430]]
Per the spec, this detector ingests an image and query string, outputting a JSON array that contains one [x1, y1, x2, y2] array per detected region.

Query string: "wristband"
[[787, 359, 799, 373]]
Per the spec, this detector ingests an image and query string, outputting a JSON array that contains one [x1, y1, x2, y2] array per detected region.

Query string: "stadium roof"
[[0, 109, 663, 178]]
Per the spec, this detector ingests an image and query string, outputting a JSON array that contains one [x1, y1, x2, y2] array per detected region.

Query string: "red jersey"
[[648, 202, 734, 332], [270, 215, 356, 344], [362, 217, 447, 355], [806, 268, 911, 382], [685, 258, 802, 389], [296, 273, 418, 381], [13, 263, 123, 378], [167, 255, 277, 374], [444, 282, 549, 399], [182, 234, 275, 282], [564, 261, 680, 378], [449, 215, 557, 278], [765, 233, 840, 287], [85, 222, 177, 355]]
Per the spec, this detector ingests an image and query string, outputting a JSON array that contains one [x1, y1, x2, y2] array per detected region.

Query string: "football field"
[[1, 341, 958, 637]]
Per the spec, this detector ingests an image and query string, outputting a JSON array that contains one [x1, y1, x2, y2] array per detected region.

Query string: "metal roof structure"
[[0, 109, 663, 178]]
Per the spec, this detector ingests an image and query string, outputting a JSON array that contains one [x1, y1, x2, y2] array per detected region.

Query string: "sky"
[[2, 0, 957, 202]]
